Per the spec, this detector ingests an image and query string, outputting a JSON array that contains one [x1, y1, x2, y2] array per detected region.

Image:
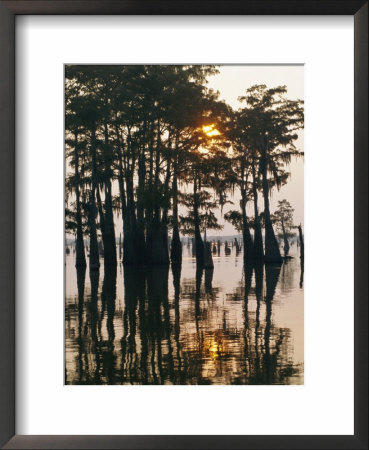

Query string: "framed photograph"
[[0, 1, 367, 449]]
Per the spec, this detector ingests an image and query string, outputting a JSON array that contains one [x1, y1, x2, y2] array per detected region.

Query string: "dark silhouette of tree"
[[66, 67, 303, 272], [65, 81, 89, 268], [227, 111, 257, 260], [298, 224, 304, 288], [273, 199, 295, 256], [76, 265, 86, 383], [88, 269, 101, 384], [66, 65, 224, 266], [66, 66, 119, 267], [238, 85, 304, 263]]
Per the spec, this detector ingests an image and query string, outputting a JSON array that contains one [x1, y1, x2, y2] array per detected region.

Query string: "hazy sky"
[[204, 64, 304, 235]]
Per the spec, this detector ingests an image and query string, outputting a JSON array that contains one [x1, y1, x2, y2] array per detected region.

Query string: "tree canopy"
[[65, 67, 304, 268]]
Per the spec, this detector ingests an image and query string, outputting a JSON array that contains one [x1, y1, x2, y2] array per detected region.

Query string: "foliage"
[[272, 199, 295, 234]]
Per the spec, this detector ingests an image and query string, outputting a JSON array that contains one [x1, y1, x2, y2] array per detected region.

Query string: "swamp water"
[[65, 243, 304, 385]]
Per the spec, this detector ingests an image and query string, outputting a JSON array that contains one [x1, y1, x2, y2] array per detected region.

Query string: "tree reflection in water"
[[65, 248, 303, 385]]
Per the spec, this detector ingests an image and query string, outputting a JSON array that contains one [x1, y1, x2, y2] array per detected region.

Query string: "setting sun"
[[202, 124, 220, 137]]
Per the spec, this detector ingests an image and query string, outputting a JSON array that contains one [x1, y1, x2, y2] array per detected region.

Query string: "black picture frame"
[[0, 1, 367, 449]]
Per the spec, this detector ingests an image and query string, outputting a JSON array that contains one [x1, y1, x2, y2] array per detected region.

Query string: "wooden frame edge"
[[0, 1, 367, 449], [0, 0, 15, 448]]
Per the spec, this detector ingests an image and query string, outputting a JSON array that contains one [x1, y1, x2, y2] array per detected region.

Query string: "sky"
[[201, 64, 304, 235]]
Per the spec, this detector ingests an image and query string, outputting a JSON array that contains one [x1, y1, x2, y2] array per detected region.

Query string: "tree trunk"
[[240, 165, 254, 260], [102, 121, 117, 266], [95, 187, 106, 252], [123, 132, 145, 266], [251, 156, 264, 260], [204, 267, 214, 294], [261, 143, 282, 263], [148, 229, 169, 264], [298, 224, 304, 263], [88, 189, 100, 271], [170, 167, 182, 263], [281, 220, 290, 256], [145, 121, 165, 265], [89, 124, 100, 270], [147, 126, 170, 265], [204, 241, 214, 268], [103, 181, 117, 266], [158, 158, 171, 265], [136, 137, 147, 264], [73, 132, 86, 268], [114, 124, 144, 265], [193, 175, 204, 265]]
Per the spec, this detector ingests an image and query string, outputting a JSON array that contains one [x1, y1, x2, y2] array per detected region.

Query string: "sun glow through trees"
[[202, 124, 221, 137]]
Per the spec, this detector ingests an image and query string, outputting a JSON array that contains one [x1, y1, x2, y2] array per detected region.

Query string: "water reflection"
[[65, 245, 304, 385], [88, 269, 100, 384], [76, 265, 86, 384]]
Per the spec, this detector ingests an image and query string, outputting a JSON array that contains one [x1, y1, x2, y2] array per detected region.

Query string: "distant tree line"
[[65, 65, 304, 269]]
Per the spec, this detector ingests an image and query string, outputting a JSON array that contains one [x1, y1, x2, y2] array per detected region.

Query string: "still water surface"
[[65, 243, 304, 385]]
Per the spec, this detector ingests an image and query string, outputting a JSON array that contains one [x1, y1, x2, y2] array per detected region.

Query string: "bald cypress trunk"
[[114, 122, 137, 265], [170, 167, 182, 263], [193, 175, 204, 265], [102, 121, 117, 266], [204, 241, 214, 269], [298, 224, 304, 262], [103, 181, 117, 266], [146, 130, 170, 265], [251, 156, 264, 261], [281, 219, 290, 256], [88, 190, 100, 271], [299, 225, 304, 288], [261, 143, 282, 264], [240, 162, 254, 260], [136, 143, 146, 263], [95, 187, 106, 253], [89, 125, 100, 271], [73, 132, 86, 268], [124, 165, 142, 265], [122, 128, 145, 266], [160, 162, 171, 265]]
